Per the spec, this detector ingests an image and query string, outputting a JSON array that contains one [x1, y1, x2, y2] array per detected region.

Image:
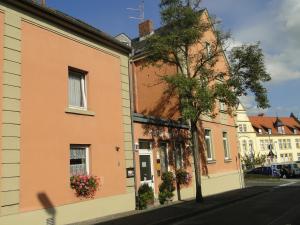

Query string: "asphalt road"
[[171, 180, 300, 225]]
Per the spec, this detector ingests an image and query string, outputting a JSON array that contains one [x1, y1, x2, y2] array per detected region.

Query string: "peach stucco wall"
[[132, 11, 240, 181], [133, 60, 180, 120], [20, 22, 126, 211]]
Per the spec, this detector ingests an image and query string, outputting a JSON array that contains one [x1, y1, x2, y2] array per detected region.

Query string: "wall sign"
[[126, 167, 135, 178]]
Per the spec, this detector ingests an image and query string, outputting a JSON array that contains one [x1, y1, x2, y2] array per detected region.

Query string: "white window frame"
[[268, 129, 272, 135], [296, 139, 300, 149], [70, 145, 90, 176], [205, 42, 211, 57], [205, 129, 214, 161], [68, 68, 88, 110], [223, 132, 230, 160], [238, 124, 243, 133], [243, 140, 248, 152], [243, 124, 247, 132]]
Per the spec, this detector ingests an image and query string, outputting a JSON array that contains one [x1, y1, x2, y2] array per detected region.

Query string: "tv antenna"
[[127, 0, 145, 22]]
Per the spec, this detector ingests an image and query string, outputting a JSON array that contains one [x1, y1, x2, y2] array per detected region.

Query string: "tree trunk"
[[191, 121, 204, 203]]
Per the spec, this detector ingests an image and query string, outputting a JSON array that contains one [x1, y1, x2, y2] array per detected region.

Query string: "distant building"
[[236, 104, 300, 164]]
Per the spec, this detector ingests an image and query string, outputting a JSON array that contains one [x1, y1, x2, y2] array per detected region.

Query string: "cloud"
[[232, 0, 300, 83], [239, 95, 267, 115]]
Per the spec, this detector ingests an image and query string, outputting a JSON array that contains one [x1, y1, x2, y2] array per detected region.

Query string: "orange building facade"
[[130, 10, 244, 199], [0, 1, 135, 224]]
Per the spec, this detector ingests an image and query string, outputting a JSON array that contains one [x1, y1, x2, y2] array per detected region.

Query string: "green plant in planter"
[[159, 171, 175, 205], [138, 183, 154, 209]]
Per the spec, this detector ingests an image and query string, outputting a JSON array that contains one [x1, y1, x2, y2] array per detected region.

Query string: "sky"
[[44, 0, 300, 117]]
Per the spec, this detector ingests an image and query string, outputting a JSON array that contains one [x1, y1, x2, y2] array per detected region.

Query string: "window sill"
[[207, 160, 216, 164], [65, 108, 95, 116], [224, 159, 232, 163]]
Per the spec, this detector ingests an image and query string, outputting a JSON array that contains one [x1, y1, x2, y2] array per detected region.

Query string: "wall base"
[[0, 192, 135, 225]]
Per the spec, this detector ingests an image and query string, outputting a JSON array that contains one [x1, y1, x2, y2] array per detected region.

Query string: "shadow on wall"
[[37, 193, 56, 225]]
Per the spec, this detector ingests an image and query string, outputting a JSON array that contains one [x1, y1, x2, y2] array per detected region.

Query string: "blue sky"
[[45, 0, 300, 117]]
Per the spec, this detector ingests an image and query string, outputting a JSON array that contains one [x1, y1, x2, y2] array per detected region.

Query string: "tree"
[[143, 0, 271, 203]]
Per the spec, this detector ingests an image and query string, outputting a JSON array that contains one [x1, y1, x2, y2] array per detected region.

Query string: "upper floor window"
[[293, 128, 298, 134], [249, 140, 253, 151], [205, 42, 211, 58], [68, 68, 87, 109], [70, 145, 89, 176], [277, 126, 285, 134], [268, 129, 272, 135], [205, 129, 214, 161], [238, 124, 243, 133], [258, 128, 263, 134], [220, 102, 225, 111], [296, 139, 300, 149], [223, 132, 230, 160], [243, 124, 247, 132], [242, 140, 247, 152]]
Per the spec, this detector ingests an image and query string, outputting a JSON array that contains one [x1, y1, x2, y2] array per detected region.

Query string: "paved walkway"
[[70, 186, 271, 225]]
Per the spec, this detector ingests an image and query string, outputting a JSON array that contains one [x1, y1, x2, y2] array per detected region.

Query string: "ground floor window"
[[159, 141, 168, 174], [175, 142, 183, 169], [205, 129, 214, 161], [70, 145, 89, 176], [223, 132, 230, 160]]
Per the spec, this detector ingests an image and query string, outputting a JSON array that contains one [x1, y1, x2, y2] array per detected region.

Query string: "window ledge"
[[207, 160, 216, 164], [65, 108, 95, 116], [224, 159, 232, 163]]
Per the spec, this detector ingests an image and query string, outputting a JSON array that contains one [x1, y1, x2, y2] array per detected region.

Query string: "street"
[[170, 180, 300, 225]]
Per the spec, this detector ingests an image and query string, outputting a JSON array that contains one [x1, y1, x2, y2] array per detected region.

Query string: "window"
[[287, 139, 292, 149], [249, 140, 253, 152], [260, 140, 265, 151], [205, 42, 211, 57], [283, 139, 287, 149], [238, 124, 243, 133], [293, 128, 298, 134], [268, 129, 272, 135], [279, 139, 283, 150], [175, 142, 183, 169], [278, 126, 285, 134], [223, 132, 230, 159], [296, 139, 300, 149], [243, 124, 247, 132], [205, 129, 213, 160], [220, 102, 225, 111], [70, 145, 89, 176], [258, 129, 262, 134], [242, 140, 247, 152], [159, 142, 168, 174], [68, 68, 87, 109]]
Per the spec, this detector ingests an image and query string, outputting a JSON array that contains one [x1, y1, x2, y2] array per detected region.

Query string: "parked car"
[[271, 162, 300, 178], [246, 166, 272, 176]]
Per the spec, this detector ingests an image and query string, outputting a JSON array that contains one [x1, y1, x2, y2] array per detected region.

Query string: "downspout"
[[128, 52, 139, 209]]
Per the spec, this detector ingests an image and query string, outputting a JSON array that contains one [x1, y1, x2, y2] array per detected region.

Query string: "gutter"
[[2, 0, 131, 54]]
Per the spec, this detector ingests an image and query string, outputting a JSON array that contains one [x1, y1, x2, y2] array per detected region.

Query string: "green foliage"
[[138, 183, 154, 210], [159, 172, 176, 204], [144, 1, 271, 124], [241, 152, 267, 170], [228, 43, 271, 108]]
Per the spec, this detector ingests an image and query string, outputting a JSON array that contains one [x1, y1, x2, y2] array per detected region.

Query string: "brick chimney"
[[139, 20, 153, 37]]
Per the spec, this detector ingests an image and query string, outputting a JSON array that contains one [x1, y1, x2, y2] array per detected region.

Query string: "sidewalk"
[[70, 186, 270, 225]]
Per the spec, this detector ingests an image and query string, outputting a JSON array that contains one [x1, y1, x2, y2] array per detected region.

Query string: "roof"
[[249, 115, 300, 135], [2, 0, 131, 54]]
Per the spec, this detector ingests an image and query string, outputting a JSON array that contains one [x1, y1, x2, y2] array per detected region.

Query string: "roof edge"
[[2, 0, 131, 54]]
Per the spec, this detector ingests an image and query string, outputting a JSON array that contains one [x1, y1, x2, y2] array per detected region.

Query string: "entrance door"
[[139, 141, 154, 189]]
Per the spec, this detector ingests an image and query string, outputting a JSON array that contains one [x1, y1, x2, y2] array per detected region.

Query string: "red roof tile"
[[249, 115, 300, 135]]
